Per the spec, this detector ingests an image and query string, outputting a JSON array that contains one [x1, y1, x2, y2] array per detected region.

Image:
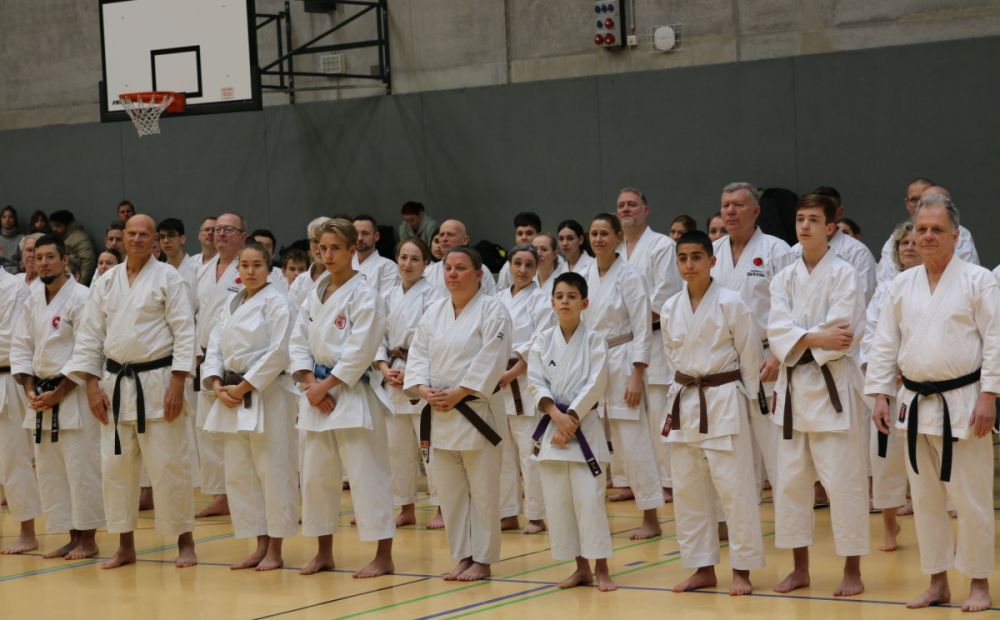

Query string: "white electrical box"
[[593, 1, 626, 48]]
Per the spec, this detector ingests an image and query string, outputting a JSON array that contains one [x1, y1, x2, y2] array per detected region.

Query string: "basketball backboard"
[[99, 0, 261, 122]]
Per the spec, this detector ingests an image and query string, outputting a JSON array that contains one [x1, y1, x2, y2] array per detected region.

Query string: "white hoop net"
[[119, 94, 173, 137]]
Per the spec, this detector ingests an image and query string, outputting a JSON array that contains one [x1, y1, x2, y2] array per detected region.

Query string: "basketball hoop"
[[118, 92, 185, 137]]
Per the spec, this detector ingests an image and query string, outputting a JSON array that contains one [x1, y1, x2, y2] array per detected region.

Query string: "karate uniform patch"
[[898, 403, 907, 424]]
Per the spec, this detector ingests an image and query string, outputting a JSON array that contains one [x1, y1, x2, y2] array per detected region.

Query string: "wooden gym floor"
[[1, 487, 996, 619]]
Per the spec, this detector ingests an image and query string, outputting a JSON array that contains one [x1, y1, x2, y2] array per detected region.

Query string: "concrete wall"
[[1, 35, 998, 268], [4, 1, 1000, 129]]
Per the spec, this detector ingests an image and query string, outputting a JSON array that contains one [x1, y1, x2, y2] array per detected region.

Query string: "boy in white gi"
[[867, 194, 997, 612], [662, 231, 764, 595], [0, 267, 42, 555], [11, 235, 104, 560], [405, 246, 512, 581], [768, 194, 869, 596], [527, 272, 616, 591], [289, 218, 396, 578], [203, 242, 299, 571]]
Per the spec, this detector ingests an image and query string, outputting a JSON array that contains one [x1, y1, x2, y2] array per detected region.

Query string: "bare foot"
[[962, 579, 991, 612], [100, 548, 137, 569], [773, 569, 810, 593], [833, 572, 864, 597], [195, 494, 229, 518], [608, 487, 634, 502], [42, 541, 76, 559], [596, 573, 618, 592], [255, 555, 284, 572], [175, 545, 198, 568], [629, 522, 661, 540], [558, 567, 594, 589], [64, 541, 99, 561], [353, 557, 394, 578], [396, 504, 416, 527], [231, 549, 267, 570], [1, 535, 39, 555], [300, 554, 335, 575], [500, 516, 519, 531], [879, 520, 901, 552], [457, 562, 490, 581], [138, 486, 155, 511], [662, 487, 673, 503], [673, 566, 717, 592], [730, 569, 753, 596], [427, 508, 445, 530], [523, 520, 546, 534], [907, 584, 951, 608], [444, 558, 473, 580], [718, 521, 729, 542]]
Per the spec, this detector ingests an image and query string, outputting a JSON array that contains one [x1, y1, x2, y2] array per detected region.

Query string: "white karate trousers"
[[434, 446, 502, 564], [538, 459, 612, 560]]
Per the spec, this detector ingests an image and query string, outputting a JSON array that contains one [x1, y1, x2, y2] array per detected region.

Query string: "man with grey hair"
[[423, 219, 496, 296], [866, 193, 997, 612], [711, 182, 795, 495], [876, 180, 979, 285]]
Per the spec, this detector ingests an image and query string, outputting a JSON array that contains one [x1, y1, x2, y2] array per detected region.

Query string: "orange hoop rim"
[[118, 91, 186, 113]]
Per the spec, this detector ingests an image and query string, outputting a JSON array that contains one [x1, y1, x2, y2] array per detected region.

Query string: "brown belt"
[[388, 347, 408, 362], [669, 369, 742, 434], [222, 371, 252, 408], [606, 332, 633, 348], [782, 349, 842, 440], [507, 357, 524, 414]]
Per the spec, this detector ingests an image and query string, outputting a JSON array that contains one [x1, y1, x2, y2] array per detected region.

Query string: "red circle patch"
[[752, 257, 763, 267], [235, 277, 242, 284]]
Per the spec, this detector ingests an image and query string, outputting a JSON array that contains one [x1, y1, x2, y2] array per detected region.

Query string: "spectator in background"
[[117, 200, 136, 224], [0, 206, 23, 274], [96, 247, 123, 280], [193, 216, 218, 266], [48, 210, 96, 284], [399, 201, 438, 247], [29, 210, 50, 234], [837, 217, 862, 240], [668, 214, 698, 241], [706, 212, 726, 242], [430, 233, 444, 262], [280, 248, 309, 286], [104, 223, 125, 252], [19, 233, 42, 289], [250, 229, 276, 257]]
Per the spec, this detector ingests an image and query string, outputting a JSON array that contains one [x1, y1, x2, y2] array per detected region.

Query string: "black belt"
[[419, 394, 502, 462], [651, 320, 661, 332], [782, 349, 842, 440], [32, 376, 62, 444], [222, 371, 252, 408], [194, 348, 206, 392], [670, 369, 741, 434], [0, 366, 10, 374], [106, 356, 174, 455], [531, 402, 601, 476], [507, 358, 524, 414], [901, 368, 981, 483]]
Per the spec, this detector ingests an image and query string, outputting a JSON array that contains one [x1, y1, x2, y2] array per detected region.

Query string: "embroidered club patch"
[[661, 415, 672, 438], [235, 277, 242, 285], [335, 314, 347, 329], [51, 315, 61, 330], [753, 257, 764, 267]]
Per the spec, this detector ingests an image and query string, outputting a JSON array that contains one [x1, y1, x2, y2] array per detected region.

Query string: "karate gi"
[[202, 284, 299, 539], [194, 255, 288, 496], [565, 252, 594, 275], [11, 278, 104, 534], [374, 277, 443, 508], [0, 270, 42, 524], [353, 251, 401, 296], [534, 261, 567, 299], [289, 272, 395, 542], [792, 229, 877, 304], [424, 261, 497, 296], [876, 224, 978, 285], [618, 227, 682, 488], [865, 257, 999, 578], [712, 228, 795, 489], [580, 257, 664, 511], [404, 291, 512, 564], [768, 250, 869, 557], [661, 281, 765, 570], [861, 281, 907, 510], [288, 264, 324, 311], [496, 282, 556, 521], [527, 324, 612, 560], [65, 259, 197, 538]]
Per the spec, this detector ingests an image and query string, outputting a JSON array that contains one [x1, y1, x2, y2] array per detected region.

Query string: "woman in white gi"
[[528, 272, 616, 591], [496, 244, 555, 534], [661, 231, 764, 596], [11, 235, 104, 560], [202, 242, 299, 571], [581, 213, 663, 540], [556, 220, 594, 274], [531, 233, 565, 298], [373, 238, 445, 529], [404, 246, 512, 582], [289, 218, 395, 578], [862, 222, 919, 553]]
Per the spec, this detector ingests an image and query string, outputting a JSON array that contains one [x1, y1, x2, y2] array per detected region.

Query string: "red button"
[[604, 33, 615, 44], [605, 18, 614, 28], [594, 34, 604, 45]]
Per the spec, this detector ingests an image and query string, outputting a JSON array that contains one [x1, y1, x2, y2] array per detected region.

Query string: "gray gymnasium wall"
[[0, 34, 998, 267]]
